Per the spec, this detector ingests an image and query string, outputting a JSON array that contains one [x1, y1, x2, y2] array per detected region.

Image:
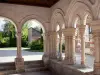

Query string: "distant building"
[[28, 27, 41, 42]]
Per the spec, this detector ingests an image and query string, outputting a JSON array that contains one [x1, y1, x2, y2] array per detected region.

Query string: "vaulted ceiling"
[[0, 0, 59, 7]]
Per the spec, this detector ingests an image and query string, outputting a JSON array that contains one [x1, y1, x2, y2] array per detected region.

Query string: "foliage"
[[0, 19, 44, 51], [22, 23, 28, 47], [0, 20, 16, 47], [62, 43, 65, 52], [29, 39, 43, 51], [28, 27, 43, 51]]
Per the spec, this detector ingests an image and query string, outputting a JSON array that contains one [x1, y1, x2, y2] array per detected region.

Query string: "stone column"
[[50, 31, 57, 59], [43, 33, 49, 57], [42, 32, 50, 67], [15, 32, 24, 72], [90, 20, 100, 75], [78, 25, 86, 65], [63, 28, 76, 65], [57, 30, 63, 61]]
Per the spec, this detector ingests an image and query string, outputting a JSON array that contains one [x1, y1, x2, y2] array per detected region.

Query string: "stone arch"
[[82, 11, 93, 25], [65, 1, 93, 27], [97, 5, 100, 19], [19, 14, 47, 33], [51, 8, 66, 31], [0, 16, 18, 32], [72, 14, 81, 28]]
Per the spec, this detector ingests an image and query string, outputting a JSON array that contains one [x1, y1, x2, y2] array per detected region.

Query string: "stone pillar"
[[57, 30, 63, 61], [15, 32, 24, 72], [42, 32, 50, 67], [43, 33, 49, 57], [90, 20, 100, 75], [63, 28, 76, 65], [49, 31, 57, 59], [78, 25, 86, 65]]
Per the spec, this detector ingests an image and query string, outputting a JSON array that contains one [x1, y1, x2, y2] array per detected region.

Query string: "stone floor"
[[10, 71, 52, 75]]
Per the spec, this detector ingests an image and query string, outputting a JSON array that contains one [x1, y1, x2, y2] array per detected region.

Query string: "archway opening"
[[84, 13, 94, 67], [0, 17, 17, 63], [74, 17, 82, 64], [21, 19, 45, 61], [56, 24, 65, 60]]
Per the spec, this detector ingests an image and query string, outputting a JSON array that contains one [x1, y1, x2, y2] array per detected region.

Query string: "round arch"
[[0, 16, 17, 32], [65, 1, 93, 27], [72, 14, 81, 28], [19, 14, 47, 33], [22, 19, 45, 33], [51, 8, 66, 31], [82, 11, 93, 25]]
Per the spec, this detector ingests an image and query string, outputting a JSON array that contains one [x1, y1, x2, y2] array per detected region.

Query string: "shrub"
[[0, 37, 9, 47], [29, 40, 43, 51]]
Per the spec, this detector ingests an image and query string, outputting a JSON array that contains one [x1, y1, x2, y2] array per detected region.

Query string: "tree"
[[1, 20, 16, 47], [22, 23, 29, 47]]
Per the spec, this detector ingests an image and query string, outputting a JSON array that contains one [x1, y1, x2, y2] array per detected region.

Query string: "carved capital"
[[62, 28, 76, 36], [78, 25, 86, 35], [16, 32, 22, 38]]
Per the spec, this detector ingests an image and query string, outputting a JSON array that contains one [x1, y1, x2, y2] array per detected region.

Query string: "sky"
[[0, 18, 6, 31], [27, 20, 41, 29]]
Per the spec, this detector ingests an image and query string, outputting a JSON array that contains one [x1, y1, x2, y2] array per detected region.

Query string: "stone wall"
[[48, 59, 93, 75]]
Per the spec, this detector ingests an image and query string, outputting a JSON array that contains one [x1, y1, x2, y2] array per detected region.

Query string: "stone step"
[[0, 66, 15, 71], [25, 63, 44, 68], [0, 60, 46, 75], [25, 67, 48, 72], [0, 62, 15, 66], [0, 70, 17, 75], [24, 60, 43, 65], [20, 71, 52, 75]]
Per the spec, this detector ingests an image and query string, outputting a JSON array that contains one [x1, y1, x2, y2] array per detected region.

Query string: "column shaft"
[[93, 32, 100, 75], [59, 36, 63, 60], [15, 32, 24, 72], [89, 20, 100, 75], [81, 36, 85, 65], [78, 25, 86, 65], [63, 28, 76, 65], [16, 32, 22, 58]]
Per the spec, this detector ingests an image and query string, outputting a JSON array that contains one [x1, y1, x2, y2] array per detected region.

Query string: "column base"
[[94, 62, 100, 75], [63, 57, 75, 65], [42, 54, 49, 67], [81, 60, 85, 66], [15, 58, 25, 72], [50, 53, 57, 59], [57, 56, 63, 61]]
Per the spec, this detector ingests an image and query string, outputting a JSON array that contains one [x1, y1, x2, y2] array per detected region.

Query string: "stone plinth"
[[15, 58, 25, 72]]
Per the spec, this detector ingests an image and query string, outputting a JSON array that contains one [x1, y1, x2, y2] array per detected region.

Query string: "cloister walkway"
[[0, 48, 94, 73]]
